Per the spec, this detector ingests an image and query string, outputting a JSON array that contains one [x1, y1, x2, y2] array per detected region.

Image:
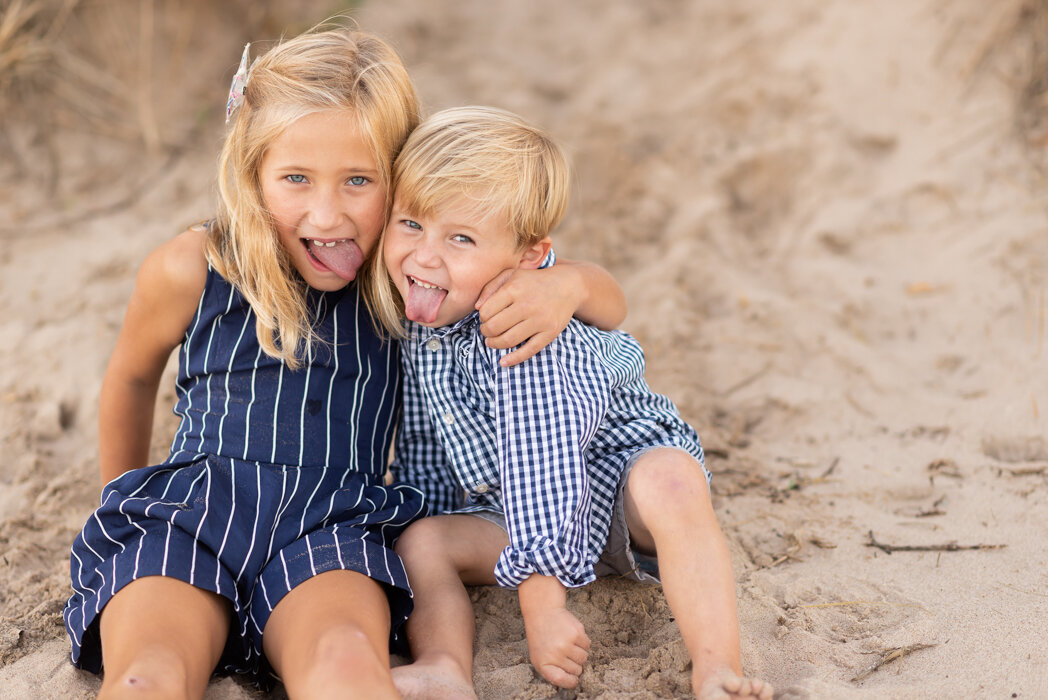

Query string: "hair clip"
[[225, 43, 251, 124]]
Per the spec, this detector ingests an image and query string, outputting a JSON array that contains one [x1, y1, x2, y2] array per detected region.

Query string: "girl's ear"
[[518, 237, 553, 270]]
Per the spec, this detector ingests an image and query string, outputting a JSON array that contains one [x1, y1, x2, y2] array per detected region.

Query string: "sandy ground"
[[1, 1, 1047, 698]]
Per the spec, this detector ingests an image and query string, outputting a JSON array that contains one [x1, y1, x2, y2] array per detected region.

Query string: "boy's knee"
[[395, 517, 448, 559], [628, 450, 711, 520]]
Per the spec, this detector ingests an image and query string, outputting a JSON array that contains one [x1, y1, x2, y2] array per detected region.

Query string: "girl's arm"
[[476, 258, 626, 367], [98, 227, 208, 486]]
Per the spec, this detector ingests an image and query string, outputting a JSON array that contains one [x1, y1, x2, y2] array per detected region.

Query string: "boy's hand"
[[518, 575, 590, 688], [476, 267, 579, 367], [524, 605, 590, 688]]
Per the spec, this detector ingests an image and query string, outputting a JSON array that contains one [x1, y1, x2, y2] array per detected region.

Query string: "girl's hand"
[[476, 267, 578, 367], [476, 259, 625, 367]]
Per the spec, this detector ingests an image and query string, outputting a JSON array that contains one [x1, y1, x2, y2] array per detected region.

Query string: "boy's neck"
[[411, 308, 479, 333]]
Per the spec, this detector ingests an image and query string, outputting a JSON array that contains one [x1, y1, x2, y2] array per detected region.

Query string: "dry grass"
[[2, 0, 210, 144], [0, 0, 329, 232], [0, 0, 79, 98], [1018, 0, 1048, 143]]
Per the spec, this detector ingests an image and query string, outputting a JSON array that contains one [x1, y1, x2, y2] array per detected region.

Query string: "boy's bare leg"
[[623, 449, 773, 700], [98, 575, 230, 700], [264, 569, 399, 700], [392, 515, 508, 700]]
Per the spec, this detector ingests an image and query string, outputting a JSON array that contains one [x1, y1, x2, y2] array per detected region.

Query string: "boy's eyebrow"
[[445, 220, 480, 232]]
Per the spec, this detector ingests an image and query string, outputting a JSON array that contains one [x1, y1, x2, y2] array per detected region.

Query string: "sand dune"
[[1, 1, 1045, 697]]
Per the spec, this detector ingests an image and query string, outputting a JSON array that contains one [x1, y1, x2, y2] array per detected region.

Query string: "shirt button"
[[442, 412, 455, 425], [474, 484, 489, 493], [426, 338, 441, 351]]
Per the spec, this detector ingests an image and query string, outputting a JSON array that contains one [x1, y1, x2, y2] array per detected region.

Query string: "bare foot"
[[392, 657, 477, 700], [696, 668, 774, 700]]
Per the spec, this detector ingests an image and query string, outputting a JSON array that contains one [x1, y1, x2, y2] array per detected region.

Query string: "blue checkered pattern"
[[391, 257, 707, 589]]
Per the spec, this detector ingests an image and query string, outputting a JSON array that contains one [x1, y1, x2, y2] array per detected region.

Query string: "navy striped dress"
[[64, 266, 424, 684]]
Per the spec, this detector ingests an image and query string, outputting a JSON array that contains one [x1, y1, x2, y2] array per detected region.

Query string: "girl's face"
[[259, 109, 386, 291]]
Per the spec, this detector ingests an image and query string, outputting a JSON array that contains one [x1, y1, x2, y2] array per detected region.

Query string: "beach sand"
[[1, 1, 1046, 697]]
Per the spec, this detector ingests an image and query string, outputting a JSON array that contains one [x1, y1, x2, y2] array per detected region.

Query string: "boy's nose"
[[412, 237, 440, 267]]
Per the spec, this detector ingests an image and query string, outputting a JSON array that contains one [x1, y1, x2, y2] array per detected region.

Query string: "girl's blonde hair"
[[366, 106, 571, 336], [206, 23, 420, 368]]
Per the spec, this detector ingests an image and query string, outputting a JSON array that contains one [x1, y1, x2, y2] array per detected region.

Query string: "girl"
[[64, 25, 625, 700]]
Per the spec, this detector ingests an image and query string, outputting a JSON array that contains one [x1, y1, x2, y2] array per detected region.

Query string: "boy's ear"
[[518, 237, 553, 270]]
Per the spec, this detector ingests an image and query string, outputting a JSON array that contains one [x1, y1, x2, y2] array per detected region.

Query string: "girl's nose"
[[307, 189, 343, 230]]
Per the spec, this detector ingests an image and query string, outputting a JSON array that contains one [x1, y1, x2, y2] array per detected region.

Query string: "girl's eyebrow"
[[272, 164, 379, 175]]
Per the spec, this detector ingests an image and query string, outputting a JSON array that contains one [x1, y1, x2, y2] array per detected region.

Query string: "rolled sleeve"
[[490, 338, 606, 589]]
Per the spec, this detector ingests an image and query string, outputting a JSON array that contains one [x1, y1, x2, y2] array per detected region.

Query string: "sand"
[[1, 0, 1046, 698]]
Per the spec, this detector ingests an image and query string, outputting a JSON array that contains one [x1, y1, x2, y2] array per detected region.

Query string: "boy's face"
[[384, 196, 548, 327]]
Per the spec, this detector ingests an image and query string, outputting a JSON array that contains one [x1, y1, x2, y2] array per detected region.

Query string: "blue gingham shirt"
[[390, 256, 707, 589]]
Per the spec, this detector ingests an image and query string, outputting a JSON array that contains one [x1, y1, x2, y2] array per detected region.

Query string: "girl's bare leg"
[[263, 569, 399, 700], [392, 515, 508, 700], [623, 449, 773, 700], [98, 576, 230, 700]]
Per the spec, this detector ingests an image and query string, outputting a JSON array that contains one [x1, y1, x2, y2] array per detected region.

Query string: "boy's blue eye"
[[286, 174, 307, 184], [404, 219, 422, 230], [451, 234, 474, 244], [348, 176, 367, 186]]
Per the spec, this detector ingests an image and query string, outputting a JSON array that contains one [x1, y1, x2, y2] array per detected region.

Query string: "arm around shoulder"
[[554, 258, 626, 331], [97, 227, 208, 485], [477, 257, 626, 367]]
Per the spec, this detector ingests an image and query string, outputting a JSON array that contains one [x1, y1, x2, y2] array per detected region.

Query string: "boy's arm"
[[490, 333, 603, 590], [388, 352, 464, 515], [491, 336, 603, 687], [476, 255, 626, 367], [98, 228, 207, 486]]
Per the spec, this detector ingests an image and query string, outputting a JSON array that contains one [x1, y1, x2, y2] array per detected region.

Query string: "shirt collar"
[[406, 310, 481, 342]]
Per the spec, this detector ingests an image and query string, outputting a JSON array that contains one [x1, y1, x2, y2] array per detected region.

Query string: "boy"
[[367, 106, 772, 700]]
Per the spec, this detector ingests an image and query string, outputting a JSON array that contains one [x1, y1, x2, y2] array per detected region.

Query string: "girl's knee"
[[306, 622, 389, 685], [99, 646, 195, 699]]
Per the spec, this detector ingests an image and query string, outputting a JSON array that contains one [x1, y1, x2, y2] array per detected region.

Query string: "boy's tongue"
[[310, 240, 363, 281], [405, 279, 447, 324]]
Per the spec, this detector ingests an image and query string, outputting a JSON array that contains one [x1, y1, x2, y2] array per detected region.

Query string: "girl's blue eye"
[[404, 220, 422, 230], [286, 174, 307, 184], [348, 176, 367, 186], [452, 234, 474, 244]]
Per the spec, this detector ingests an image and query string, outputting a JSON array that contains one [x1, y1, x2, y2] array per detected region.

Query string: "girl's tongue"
[[405, 278, 447, 324], [309, 240, 363, 281]]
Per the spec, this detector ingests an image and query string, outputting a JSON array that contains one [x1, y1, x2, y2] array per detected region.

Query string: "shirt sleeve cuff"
[[493, 540, 596, 589]]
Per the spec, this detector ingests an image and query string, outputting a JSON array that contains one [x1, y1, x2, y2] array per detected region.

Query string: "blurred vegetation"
[[0, 0, 358, 231], [1017, 0, 1048, 170]]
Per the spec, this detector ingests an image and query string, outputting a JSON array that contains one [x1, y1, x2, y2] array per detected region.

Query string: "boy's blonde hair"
[[206, 23, 420, 368], [367, 106, 571, 335]]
